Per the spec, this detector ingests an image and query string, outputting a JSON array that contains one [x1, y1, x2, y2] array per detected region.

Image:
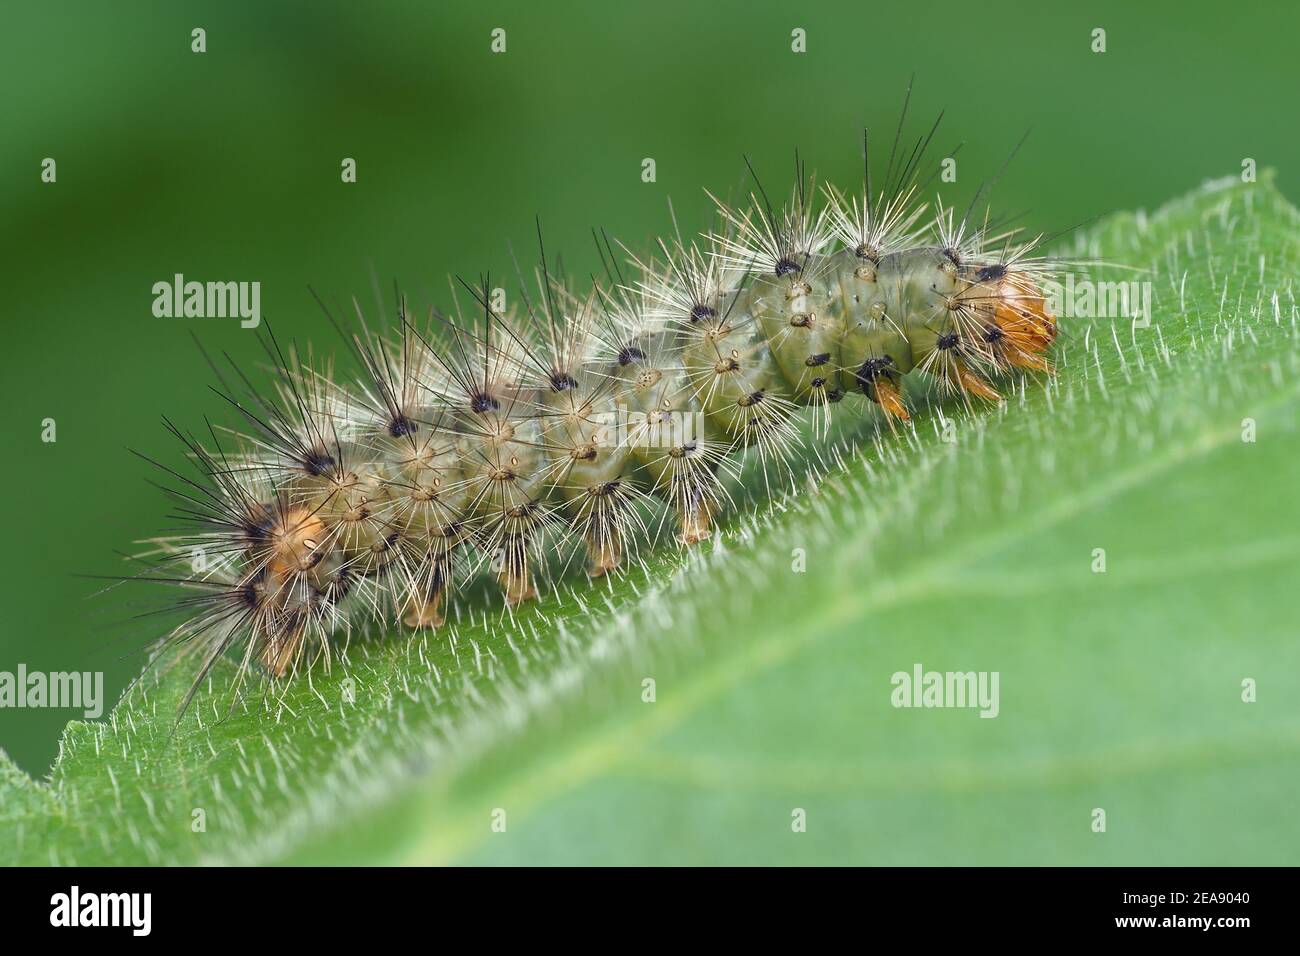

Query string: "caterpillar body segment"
[[138, 134, 1063, 703]]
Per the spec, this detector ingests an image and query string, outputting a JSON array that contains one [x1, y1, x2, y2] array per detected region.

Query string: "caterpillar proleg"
[[130, 112, 1063, 713]]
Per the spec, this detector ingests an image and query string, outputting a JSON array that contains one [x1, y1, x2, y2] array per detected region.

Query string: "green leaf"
[[5, 174, 1299, 865]]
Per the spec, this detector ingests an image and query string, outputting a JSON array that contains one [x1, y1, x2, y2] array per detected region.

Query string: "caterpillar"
[[131, 113, 1060, 713]]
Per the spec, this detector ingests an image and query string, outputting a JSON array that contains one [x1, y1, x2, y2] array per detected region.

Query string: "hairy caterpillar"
[[130, 113, 1060, 712]]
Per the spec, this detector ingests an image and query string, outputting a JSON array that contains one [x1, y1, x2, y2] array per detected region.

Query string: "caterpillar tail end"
[[993, 277, 1058, 373]]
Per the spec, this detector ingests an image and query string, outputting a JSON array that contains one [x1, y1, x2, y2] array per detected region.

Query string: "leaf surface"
[[4, 175, 1298, 865]]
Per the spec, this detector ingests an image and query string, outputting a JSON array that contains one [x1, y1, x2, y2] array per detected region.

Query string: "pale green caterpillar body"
[[132, 122, 1060, 707]]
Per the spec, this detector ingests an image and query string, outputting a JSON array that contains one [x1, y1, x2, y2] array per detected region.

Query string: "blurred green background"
[[1, 0, 1295, 775]]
